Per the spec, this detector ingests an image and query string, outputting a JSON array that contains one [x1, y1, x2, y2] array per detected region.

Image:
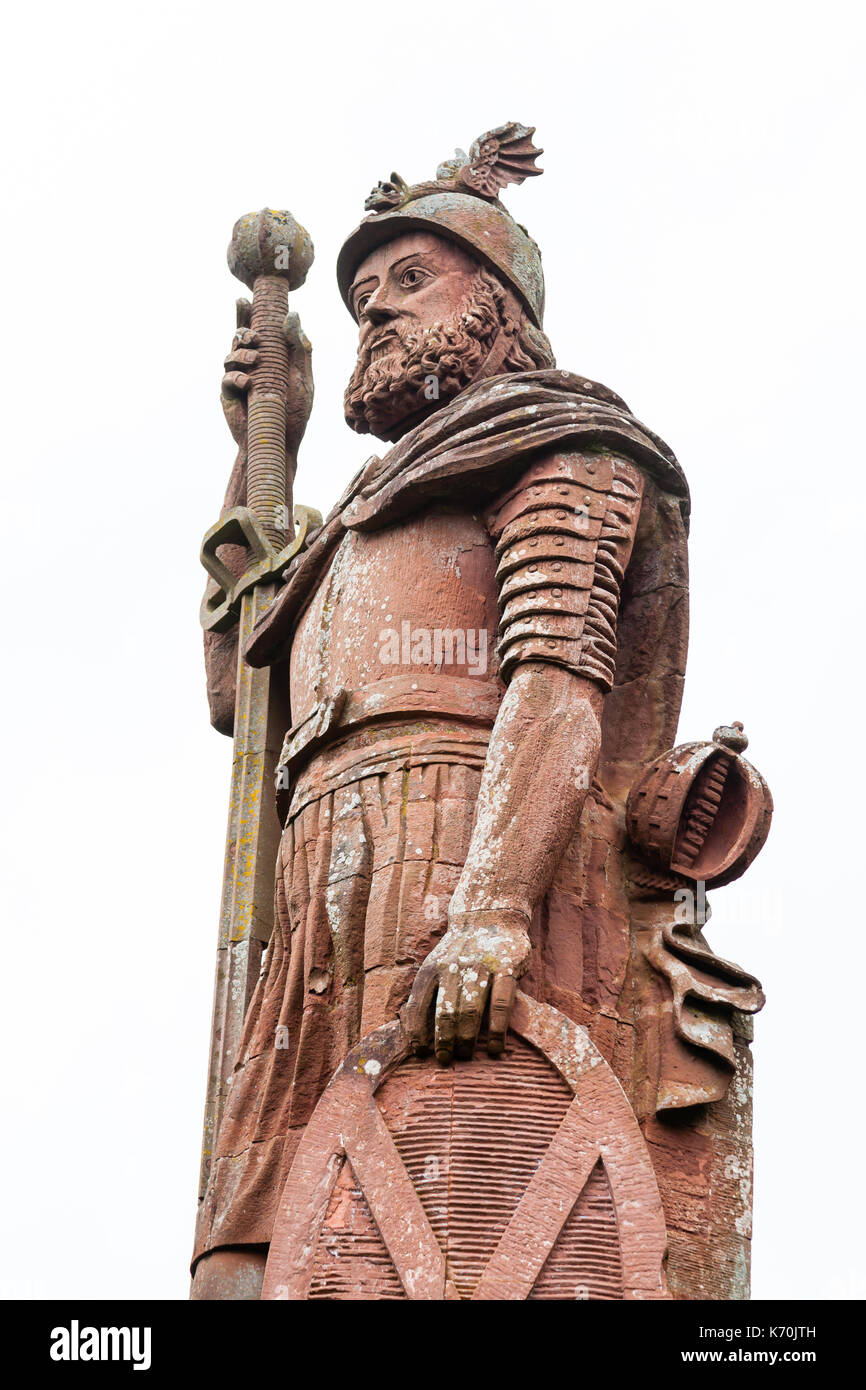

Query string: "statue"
[[191, 124, 773, 1301]]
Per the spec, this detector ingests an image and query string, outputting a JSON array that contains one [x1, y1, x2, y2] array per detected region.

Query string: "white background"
[[1, 0, 863, 1300]]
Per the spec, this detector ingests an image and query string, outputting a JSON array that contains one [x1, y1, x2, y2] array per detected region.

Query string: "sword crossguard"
[[200, 503, 323, 633]]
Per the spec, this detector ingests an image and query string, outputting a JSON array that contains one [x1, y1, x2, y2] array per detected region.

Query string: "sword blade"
[[198, 580, 289, 1200]]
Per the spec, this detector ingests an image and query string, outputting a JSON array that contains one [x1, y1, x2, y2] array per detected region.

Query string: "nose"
[[363, 284, 399, 327]]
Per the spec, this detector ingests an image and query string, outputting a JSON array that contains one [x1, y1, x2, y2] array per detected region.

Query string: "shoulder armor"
[[486, 451, 644, 688]]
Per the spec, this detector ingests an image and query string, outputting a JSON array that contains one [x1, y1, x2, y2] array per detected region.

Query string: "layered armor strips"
[[485, 451, 644, 688]]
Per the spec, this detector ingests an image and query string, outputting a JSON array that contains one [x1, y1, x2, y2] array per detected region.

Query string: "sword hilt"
[[247, 278, 291, 550], [199, 209, 317, 632], [227, 209, 314, 548]]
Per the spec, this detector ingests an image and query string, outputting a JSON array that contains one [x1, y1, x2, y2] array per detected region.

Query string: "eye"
[[400, 266, 430, 289], [356, 294, 371, 317]]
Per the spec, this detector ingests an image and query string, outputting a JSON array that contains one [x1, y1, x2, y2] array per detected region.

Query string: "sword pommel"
[[227, 208, 314, 290]]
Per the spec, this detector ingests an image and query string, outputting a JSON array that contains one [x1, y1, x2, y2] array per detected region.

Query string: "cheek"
[[409, 281, 467, 325]]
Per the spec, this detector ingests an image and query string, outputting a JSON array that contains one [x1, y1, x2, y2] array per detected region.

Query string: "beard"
[[344, 274, 501, 437]]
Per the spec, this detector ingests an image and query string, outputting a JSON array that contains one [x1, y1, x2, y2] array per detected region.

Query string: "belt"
[[275, 673, 502, 821]]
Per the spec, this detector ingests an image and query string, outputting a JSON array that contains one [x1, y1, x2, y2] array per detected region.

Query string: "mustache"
[[359, 321, 416, 368]]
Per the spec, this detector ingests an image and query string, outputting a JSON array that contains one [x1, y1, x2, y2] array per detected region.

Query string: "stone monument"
[[191, 123, 772, 1301]]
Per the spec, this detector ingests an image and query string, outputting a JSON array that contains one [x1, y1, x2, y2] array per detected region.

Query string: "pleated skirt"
[[194, 757, 484, 1263]]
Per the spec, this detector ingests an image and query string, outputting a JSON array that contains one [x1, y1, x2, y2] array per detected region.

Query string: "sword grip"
[[247, 274, 291, 551]]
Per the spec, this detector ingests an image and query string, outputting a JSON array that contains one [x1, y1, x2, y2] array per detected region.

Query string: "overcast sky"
[[1, 0, 863, 1300]]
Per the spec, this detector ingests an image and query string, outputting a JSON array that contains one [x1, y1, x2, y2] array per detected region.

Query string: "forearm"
[[201, 444, 246, 736], [204, 627, 239, 735], [450, 663, 604, 925]]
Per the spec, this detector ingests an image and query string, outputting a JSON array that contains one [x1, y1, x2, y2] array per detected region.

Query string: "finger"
[[224, 347, 259, 371], [221, 371, 252, 397], [454, 968, 490, 1061], [236, 297, 252, 330], [434, 969, 461, 1066], [232, 327, 260, 351], [402, 962, 438, 1054], [487, 974, 517, 1057]]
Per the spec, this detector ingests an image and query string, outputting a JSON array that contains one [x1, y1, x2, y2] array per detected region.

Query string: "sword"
[[196, 209, 317, 1202]]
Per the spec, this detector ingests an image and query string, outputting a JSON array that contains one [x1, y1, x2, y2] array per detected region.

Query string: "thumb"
[[284, 310, 312, 357]]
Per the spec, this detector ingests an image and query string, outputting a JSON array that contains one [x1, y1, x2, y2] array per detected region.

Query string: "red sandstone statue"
[[192, 124, 772, 1301]]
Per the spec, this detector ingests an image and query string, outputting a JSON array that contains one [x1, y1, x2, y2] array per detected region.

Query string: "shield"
[[262, 993, 670, 1301]]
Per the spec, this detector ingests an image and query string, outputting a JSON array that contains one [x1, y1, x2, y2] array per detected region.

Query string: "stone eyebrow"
[[350, 253, 437, 306], [389, 252, 436, 272], [349, 274, 378, 303]]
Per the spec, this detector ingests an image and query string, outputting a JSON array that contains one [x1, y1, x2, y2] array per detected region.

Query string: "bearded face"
[[344, 230, 555, 440], [344, 270, 501, 437]]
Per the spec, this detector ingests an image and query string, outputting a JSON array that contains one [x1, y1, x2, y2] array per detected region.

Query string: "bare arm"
[[451, 663, 603, 924], [403, 663, 603, 1061], [404, 444, 644, 1061], [203, 447, 247, 735]]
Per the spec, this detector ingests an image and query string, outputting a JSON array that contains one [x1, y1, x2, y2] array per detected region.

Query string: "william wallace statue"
[[192, 124, 773, 1301]]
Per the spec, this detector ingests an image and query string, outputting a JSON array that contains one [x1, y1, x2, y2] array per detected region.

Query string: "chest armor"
[[289, 505, 502, 726]]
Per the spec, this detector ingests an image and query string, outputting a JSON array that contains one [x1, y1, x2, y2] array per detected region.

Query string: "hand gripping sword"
[[196, 209, 318, 1202]]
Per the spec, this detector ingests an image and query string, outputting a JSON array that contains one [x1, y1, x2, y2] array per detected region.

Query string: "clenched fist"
[[221, 298, 314, 458]]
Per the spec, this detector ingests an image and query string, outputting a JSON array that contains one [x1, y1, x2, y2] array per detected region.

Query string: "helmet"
[[336, 123, 546, 328]]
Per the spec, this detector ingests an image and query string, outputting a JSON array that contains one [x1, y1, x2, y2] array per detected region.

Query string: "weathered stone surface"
[[191, 123, 772, 1301], [261, 996, 669, 1301]]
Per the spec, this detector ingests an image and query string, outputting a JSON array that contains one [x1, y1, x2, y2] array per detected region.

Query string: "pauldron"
[[485, 450, 643, 688]]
